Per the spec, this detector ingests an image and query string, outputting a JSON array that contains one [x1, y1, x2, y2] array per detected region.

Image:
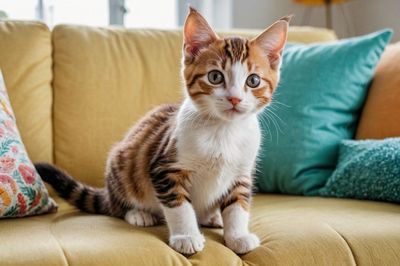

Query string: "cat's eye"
[[208, 70, 224, 85], [246, 74, 261, 88]]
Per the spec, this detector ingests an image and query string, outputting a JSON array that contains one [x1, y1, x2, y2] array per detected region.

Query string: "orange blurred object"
[[294, 0, 348, 5], [294, 0, 350, 29]]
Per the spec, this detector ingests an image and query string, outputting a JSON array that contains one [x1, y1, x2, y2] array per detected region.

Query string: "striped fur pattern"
[[35, 8, 290, 255]]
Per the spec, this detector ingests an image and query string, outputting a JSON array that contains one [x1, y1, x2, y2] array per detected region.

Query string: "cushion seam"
[[49, 222, 70, 266], [325, 223, 358, 266]]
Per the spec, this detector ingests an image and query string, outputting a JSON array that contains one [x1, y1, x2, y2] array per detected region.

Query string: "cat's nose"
[[227, 97, 242, 106]]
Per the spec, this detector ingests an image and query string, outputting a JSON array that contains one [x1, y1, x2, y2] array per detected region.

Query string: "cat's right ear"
[[250, 16, 291, 70], [183, 7, 218, 59]]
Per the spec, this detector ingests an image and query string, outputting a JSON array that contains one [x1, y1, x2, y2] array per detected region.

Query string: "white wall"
[[232, 0, 400, 42], [178, 0, 233, 29]]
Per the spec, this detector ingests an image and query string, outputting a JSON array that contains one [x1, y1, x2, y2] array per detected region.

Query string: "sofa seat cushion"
[[1, 195, 399, 266]]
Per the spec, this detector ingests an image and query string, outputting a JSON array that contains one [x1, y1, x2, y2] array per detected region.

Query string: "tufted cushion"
[[0, 195, 399, 265]]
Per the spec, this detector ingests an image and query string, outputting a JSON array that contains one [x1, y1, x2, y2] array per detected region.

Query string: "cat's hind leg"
[[124, 209, 162, 227], [198, 207, 223, 228]]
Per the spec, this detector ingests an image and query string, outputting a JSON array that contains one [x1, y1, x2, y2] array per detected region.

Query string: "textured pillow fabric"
[[319, 138, 400, 203], [256, 30, 392, 195], [356, 42, 400, 139], [0, 71, 57, 218]]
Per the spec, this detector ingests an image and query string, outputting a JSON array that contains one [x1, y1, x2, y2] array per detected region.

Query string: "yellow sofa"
[[0, 21, 399, 266]]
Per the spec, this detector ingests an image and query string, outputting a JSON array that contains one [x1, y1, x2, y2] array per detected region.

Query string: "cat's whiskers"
[[257, 114, 273, 142], [267, 108, 286, 126]]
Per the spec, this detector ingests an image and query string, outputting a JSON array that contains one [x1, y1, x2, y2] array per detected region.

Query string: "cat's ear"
[[183, 7, 218, 58], [251, 15, 291, 69]]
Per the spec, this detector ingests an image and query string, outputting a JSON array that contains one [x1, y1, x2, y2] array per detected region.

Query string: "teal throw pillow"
[[319, 138, 400, 203], [256, 30, 392, 195]]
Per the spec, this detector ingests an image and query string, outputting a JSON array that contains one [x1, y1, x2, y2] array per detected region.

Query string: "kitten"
[[35, 8, 289, 255]]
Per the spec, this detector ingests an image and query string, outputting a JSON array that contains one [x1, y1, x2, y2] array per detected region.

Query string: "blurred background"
[[0, 0, 399, 41]]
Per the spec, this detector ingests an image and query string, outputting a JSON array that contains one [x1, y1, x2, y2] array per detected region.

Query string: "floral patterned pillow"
[[0, 70, 57, 217]]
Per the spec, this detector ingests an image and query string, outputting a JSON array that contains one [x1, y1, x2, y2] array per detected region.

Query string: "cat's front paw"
[[169, 234, 205, 255], [225, 233, 260, 254]]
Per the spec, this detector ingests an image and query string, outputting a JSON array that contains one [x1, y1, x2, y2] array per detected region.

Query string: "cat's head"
[[182, 8, 290, 121]]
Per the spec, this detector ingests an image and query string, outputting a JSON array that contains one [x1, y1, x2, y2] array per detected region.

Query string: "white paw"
[[169, 234, 205, 255], [124, 209, 159, 227], [225, 233, 260, 254], [199, 212, 223, 228]]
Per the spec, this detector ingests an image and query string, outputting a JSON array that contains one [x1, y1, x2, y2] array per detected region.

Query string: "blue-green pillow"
[[256, 30, 392, 195], [319, 138, 400, 203]]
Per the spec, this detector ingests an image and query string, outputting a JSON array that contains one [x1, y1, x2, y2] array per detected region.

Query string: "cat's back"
[[122, 103, 180, 143], [109, 102, 180, 170]]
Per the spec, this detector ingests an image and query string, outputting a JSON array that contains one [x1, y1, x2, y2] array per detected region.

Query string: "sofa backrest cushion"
[[356, 42, 400, 139], [52, 26, 337, 186], [0, 21, 53, 163]]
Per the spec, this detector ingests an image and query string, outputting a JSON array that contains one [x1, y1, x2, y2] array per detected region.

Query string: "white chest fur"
[[175, 100, 261, 212]]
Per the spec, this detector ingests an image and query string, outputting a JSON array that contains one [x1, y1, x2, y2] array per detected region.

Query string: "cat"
[[35, 8, 290, 255]]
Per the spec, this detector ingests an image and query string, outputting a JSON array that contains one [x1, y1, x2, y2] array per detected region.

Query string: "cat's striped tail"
[[34, 163, 109, 215]]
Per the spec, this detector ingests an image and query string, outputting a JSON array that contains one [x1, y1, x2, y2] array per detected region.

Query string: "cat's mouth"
[[217, 105, 249, 120], [227, 107, 240, 113], [225, 107, 243, 115]]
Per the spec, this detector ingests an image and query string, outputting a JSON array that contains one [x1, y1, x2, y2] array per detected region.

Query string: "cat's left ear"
[[183, 7, 218, 59], [251, 15, 292, 70]]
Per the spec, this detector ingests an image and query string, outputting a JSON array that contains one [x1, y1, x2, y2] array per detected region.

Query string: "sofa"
[[0, 21, 399, 266]]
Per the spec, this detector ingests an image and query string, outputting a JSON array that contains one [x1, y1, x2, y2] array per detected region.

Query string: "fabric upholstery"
[[51, 26, 338, 187], [356, 42, 400, 139], [256, 30, 392, 195], [0, 195, 399, 266], [319, 138, 400, 203], [0, 21, 53, 163], [52, 27, 183, 187], [0, 71, 57, 217], [8, 22, 399, 266]]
